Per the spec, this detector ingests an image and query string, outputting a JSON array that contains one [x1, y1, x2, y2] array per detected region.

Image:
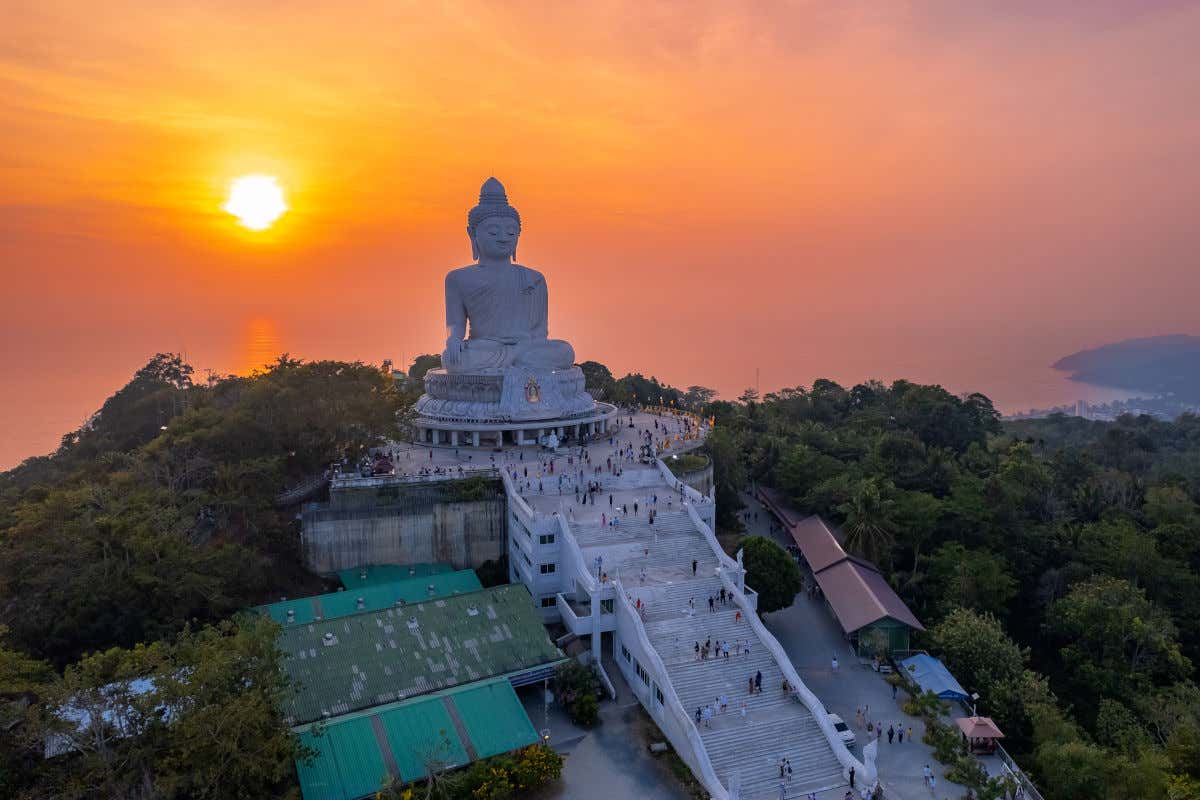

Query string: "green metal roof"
[[278, 583, 562, 725], [450, 680, 539, 759], [257, 569, 482, 626], [339, 563, 455, 590], [294, 679, 536, 800]]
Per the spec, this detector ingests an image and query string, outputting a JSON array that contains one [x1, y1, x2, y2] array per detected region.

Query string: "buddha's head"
[[467, 177, 521, 262]]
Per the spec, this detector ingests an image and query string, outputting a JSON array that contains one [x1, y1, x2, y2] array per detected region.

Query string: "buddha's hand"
[[443, 338, 463, 367]]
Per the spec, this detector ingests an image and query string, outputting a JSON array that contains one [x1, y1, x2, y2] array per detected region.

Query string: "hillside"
[[1053, 334, 1200, 398]]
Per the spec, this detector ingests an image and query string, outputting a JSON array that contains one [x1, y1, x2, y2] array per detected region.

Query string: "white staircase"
[[566, 494, 847, 799]]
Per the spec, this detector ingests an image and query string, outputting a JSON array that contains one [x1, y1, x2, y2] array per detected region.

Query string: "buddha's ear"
[[469, 233, 479, 261]]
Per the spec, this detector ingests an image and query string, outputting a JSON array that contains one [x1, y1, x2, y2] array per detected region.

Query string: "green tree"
[[925, 543, 1017, 620], [837, 478, 896, 564], [741, 536, 803, 614], [35, 615, 304, 800], [1046, 576, 1190, 709], [928, 608, 1026, 714], [407, 354, 442, 380]]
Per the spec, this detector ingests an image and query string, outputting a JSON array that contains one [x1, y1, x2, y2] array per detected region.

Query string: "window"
[[539, 533, 556, 545], [540, 595, 557, 608], [635, 661, 650, 686], [540, 563, 556, 574], [523, 552, 532, 566], [621, 644, 631, 663], [601, 599, 614, 613], [655, 684, 665, 705]]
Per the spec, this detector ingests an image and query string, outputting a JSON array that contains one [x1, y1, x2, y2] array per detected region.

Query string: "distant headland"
[[1053, 334, 1200, 400]]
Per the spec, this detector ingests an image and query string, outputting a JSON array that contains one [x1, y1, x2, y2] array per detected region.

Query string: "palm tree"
[[838, 478, 897, 564]]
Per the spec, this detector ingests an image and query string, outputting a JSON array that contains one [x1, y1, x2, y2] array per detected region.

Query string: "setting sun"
[[223, 175, 287, 230]]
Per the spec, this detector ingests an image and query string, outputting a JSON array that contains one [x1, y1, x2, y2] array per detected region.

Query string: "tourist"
[[723, 641, 731, 659], [695, 707, 701, 725], [887, 724, 895, 744], [735, 610, 742, 624], [784, 758, 792, 778], [831, 655, 839, 674], [719, 694, 728, 712], [695, 641, 700, 661], [748, 676, 755, 695], [779, 759, 785, 779], [692, 559, 698, 576], [708, 596, 715, 612], [849, 765, 855, 789], [928, 774, 936, 794], [720, 587, 727, 605], [755, 670, 763, 693], [898, 725, 904, 743], [908, 725, 914, 741], [892, 682, 898, 700]]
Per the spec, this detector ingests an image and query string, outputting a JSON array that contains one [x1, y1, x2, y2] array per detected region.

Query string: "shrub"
[[510, 744, 563, 788], [555, 660, 601, 726]]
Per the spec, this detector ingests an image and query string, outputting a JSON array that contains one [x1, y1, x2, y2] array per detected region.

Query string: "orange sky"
[[2, 2, 1199, 467]]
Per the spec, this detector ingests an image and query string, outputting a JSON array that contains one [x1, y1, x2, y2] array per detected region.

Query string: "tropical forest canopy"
[[6, 356, 1200, 798], [703, 379, 1200, 800]]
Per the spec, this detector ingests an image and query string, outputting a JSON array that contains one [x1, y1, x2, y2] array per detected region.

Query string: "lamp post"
[[970, 692, 980, 716]]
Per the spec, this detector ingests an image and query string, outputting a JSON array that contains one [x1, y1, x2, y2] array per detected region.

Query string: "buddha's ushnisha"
[[441, 178, 575, 372]]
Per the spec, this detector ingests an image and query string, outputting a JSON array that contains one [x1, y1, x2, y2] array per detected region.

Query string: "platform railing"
[[613, 578, 729, 800]]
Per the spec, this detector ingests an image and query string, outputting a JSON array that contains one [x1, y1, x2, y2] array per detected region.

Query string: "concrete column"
[[450, 430, 459, 447], [590, 590, 601, 660], [556, 426, 564, 436], [516, 429, 525, 446], [472, 431, 480, 447]]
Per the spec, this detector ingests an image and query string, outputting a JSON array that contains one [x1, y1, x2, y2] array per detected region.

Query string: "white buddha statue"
[[441, 178, 576, 373]]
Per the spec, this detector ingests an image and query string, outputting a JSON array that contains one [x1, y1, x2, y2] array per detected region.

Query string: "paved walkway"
[[739, 492, 974, 800], [519, 683, 695, 800]]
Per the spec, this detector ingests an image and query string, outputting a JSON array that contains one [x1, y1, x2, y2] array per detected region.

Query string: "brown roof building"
[[756, 487, 923, 655]]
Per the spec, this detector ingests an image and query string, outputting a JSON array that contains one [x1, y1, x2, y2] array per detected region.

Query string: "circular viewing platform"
[[413, 401, 619, 448]]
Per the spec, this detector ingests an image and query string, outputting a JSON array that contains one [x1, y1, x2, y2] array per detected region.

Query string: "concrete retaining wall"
[[302, 478, 507, 574]]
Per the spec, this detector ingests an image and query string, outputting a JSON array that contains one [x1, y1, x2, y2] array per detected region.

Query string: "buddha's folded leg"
[[442, 339, 514, 371], [513, 339, 575, 369]]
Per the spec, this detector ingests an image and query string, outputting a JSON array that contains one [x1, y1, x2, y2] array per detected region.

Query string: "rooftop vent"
[[467, 605, 479, 617], [409, 567, 416, 576], [356, 597, 365, 610], [395, 599, 405, 608], [427, 584, 436, 596], [286, 609, 295, 623], [359, 568, 368, 580], [322, 632, 337, 646], [407, 617, 419, 631]]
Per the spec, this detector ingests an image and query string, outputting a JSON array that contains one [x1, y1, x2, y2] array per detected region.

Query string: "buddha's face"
[[473, 216, 520, 261]]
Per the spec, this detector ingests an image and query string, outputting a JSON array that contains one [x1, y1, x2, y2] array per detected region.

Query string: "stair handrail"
[[720, 571, 864, 784], [555, 512, 597, 594], [500, 469, 536, 527], [655, 457, 708, 504], [613, 578, 729, 800], [685, 502, 740, 575]]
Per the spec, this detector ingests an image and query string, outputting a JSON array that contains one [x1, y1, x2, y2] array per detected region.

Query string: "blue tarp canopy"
[[899, 654, 969, 702]]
